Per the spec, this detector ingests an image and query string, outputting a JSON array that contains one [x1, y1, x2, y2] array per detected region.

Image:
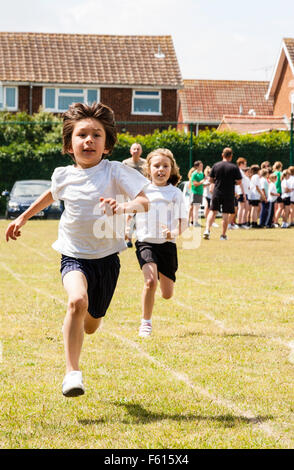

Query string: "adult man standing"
[[123, 143, 146, 247], [122, 142, 145, 175], [203, 148, 242, 241]]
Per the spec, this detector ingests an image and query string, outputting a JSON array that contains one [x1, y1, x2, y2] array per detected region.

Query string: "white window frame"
[[43, 87, 100, 112], [131, 89, 162, 116], [0, 85, 18, 111]]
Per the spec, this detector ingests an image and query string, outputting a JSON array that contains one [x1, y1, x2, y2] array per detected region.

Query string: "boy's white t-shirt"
[[268, 182, 278, 203], [281, 178, 291, 199], [135, 183, 188, 244], [50, 159, 148, 259], [249, 174, 261, 200], [203, 177, 212, 199], [259, 176, 269, 199]]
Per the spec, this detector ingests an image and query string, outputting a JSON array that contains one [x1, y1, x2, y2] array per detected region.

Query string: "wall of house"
[[16, 85, 178, 134], [273, 59, 294, 117]]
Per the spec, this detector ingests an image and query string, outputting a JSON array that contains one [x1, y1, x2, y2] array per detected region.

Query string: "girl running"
[[134, 148, 188, 337]]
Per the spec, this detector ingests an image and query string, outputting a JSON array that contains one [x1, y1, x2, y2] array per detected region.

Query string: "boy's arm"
[[100, 190, 149, 215], [5, 189, 54, 241]]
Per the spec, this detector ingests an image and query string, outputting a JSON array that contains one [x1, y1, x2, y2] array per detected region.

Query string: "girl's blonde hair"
[[144, 148, 182, 186], [204, 165, 211, 177], [272, 161, 283, 171], [281, 169, 290, 180]]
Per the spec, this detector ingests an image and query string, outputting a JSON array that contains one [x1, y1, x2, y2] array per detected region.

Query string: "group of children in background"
[[188, 159, 294, 230]]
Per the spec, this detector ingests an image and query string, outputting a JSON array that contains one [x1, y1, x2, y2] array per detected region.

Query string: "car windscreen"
[[11, 182, 51, 198]]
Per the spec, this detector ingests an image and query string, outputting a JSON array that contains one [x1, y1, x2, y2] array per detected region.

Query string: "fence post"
[[189, 123, 193, 169]]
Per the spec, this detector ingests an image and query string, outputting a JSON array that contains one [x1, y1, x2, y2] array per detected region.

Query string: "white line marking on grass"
[[179, 272, 211, 286], [3, 262, 293, 446], [0, 262, 65, 305], [17, 240, 50, 259], [107, 331, 290, 447], [173, 299, 226, 332]]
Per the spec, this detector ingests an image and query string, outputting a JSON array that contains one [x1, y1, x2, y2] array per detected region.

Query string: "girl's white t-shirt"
[[249, 174, 261, 200], [289, 175, 294, 202], [268, 182, 278, 203], [135, 183, 188, 244], [50, 159, 148, 259], [203, 177, 212, 198], [281, 178, 291, 199]]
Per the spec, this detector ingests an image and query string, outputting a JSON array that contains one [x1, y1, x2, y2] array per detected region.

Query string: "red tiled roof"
[[217, 114, 289, 134], [0, 32, 182, 87], [284, 38, 294, 67], [179, 80, 274, 123]]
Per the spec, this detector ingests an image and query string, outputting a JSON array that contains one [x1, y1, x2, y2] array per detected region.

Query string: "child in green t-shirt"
[[190, 160, 204, 227]]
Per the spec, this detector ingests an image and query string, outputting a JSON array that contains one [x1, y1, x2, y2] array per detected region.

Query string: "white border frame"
[[131, 89, 162, 116]]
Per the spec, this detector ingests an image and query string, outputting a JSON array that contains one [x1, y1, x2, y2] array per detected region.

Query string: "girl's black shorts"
[[60, 253, 120, 319], [135, 241, 178, 282]]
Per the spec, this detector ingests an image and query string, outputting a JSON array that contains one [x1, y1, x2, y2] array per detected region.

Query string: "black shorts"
[[282, 197, 291, 206], [192, 193, 203, 204], [249, 199, 260, 207], [60, 253, 120, 319], [277, 195, 283, 203], [205, 197, 211, 208], [237, 194, 246, 203], [210, 196, 235, 214], [135, 241, 178, 282]]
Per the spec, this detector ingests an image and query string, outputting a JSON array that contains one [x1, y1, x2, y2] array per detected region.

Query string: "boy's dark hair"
[[250, 164, 260, 174], [62, 102, 117, 161], [193, 160, 202, 168], [222, 147, 233, 158]]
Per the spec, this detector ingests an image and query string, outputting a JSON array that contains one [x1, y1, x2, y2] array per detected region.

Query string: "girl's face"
[[69, 118, 109, 169], [149, 154, 172, 186]]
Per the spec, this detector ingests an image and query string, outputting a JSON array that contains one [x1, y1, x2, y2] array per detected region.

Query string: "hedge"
[[0, 110, 292, 214]]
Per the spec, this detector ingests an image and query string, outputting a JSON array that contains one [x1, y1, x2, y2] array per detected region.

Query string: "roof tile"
[[0, 32, 182, 87]]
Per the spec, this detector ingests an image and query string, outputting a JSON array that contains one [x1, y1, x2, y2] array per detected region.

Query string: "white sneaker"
[[62, 371, 85, 397], [241, 224, 250, 229], [212, 222, 219, 227], [139, 321, 152, 337], [203, 230, 210, 240], [228, 224, 233, 229], [220, 234, 228, 240], [281, 222, 289, 228]]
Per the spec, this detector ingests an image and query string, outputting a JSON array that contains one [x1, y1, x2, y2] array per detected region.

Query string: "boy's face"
[[69, 118, 109, 169]]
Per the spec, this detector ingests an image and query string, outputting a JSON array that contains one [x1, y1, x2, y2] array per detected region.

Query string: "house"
[[217, 115, 289, 134], [266, 38, 294, 119], [178, 79, 274, 133], [0, 32, 183, 134]]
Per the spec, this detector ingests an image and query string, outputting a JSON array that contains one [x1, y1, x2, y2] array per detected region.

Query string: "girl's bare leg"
[[141, 263, 158, 320]]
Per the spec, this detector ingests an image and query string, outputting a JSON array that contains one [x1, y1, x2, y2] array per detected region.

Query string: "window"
[[43, 87, 99, 112], [132, 90, 161, 115], [0, 86, 17, 110]]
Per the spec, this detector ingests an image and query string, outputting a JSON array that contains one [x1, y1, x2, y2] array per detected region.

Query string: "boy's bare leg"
[[63, 271, 88, 373], [84, 314, 103, 335], [141, 262, 158, 320], [159, 273, 174, 300]]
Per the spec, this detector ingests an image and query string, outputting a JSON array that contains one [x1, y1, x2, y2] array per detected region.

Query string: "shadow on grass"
[[78, 402, 273, 428]]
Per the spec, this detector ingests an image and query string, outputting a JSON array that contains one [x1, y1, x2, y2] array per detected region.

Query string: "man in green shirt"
[[190, 160, 204, 227]]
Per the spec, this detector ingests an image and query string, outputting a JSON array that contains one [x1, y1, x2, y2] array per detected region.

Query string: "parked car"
[[178, 180, 205, 216], [2, 180, 64, 219]]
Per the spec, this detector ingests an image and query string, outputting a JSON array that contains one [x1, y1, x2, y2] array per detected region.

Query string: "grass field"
[[0, 219, 294, 449]]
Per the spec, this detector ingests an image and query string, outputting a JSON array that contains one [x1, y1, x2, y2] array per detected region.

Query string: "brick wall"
[[18, 85, 42, 114], [273, 58, 294, 117], [101, 88, 178, 134]]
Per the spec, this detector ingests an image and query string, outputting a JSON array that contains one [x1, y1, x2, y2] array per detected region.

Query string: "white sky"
[[1, 0, 294, 81]]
